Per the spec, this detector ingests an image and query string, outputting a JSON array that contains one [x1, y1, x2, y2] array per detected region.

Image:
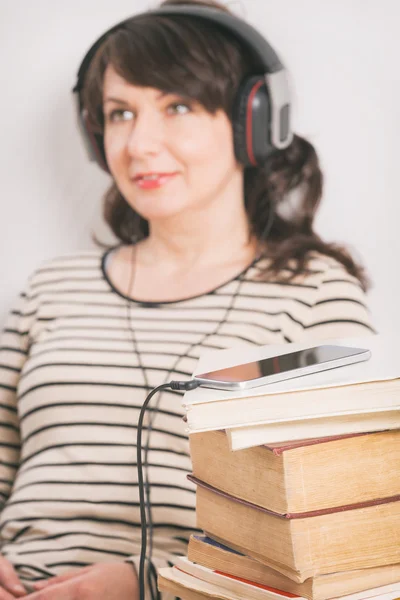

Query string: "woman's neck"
[[109, 215, 258, 302], [139, 200, 256, 274], [140, 230, 256, 274], [109, 173, 260, 301]]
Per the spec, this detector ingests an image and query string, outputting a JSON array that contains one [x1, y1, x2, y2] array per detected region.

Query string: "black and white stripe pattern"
[[0, 248, 374, 596]]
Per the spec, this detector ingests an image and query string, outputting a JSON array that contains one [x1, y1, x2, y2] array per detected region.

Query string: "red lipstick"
[[133, 172, 178, 189]]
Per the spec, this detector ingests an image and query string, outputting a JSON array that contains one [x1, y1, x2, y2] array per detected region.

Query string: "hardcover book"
[[158, 563, 400, 600], [189, 475, 400, 582], [189, 429, 400, 514], [188, 535, 400, 600], [225, 411, 400, 450]]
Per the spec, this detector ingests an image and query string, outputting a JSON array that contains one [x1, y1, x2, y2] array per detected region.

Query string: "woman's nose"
[[126, 112, 164, 158]]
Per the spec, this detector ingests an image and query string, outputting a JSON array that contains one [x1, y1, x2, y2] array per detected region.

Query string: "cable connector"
[[169, 379, 201, 391]]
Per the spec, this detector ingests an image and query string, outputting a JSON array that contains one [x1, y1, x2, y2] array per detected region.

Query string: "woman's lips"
[[133, 173, 178, 190]]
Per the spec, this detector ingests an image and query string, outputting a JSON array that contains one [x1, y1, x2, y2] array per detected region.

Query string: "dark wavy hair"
[[82, 0, 369, 289]]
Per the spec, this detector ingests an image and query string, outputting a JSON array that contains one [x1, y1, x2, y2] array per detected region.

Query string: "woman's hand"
[[28, 562, 138, 599], [0, 554, 27, 598]]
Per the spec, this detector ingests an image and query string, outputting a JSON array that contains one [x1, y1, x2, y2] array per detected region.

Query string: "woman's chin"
[[129, 196, 192, 223]]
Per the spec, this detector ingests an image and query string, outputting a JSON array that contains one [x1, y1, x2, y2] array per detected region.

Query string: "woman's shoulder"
[[300, 252, 365, 288], [252, 252, 374, 340], [33, 248, 105, 271], [253, 251, 365, 289], [6, 249, 108, 335], [27, 248, 106, 287]]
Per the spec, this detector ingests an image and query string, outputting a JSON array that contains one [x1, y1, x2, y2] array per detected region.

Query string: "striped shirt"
[[0, 247, 374, 597]]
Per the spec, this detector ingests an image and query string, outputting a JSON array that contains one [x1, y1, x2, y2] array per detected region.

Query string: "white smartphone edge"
[[193, 347, 371, 391]]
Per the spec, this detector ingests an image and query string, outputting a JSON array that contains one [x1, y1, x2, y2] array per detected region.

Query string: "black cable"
[[126, 244, 248, 599], [142, 264, 255, 600], [260, 202, 275, 245], [126, 244, 189, 599], [129, 204, 275, 599], [126, 245, 159, 600], [137, 379, 200, 600]]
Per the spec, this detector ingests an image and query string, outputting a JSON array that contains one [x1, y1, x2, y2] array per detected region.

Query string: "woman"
[[0, 0, 374, 599]]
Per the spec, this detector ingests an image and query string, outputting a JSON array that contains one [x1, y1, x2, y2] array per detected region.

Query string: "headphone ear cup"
[[233, 75, 272, 167], [79, 110, 109, 173]]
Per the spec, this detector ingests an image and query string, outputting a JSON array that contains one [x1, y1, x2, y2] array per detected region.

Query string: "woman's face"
[[102, 66, 243, 223]]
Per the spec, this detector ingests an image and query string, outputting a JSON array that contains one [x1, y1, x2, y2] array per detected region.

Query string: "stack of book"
[[158, 335, 400, 599]]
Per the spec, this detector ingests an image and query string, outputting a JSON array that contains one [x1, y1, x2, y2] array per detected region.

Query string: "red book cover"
[[174, 566, 301, 598], [213, 570, 300, 597]]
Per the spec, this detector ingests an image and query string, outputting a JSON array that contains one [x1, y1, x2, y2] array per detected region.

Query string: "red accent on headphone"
[[246, 79, 264, 167]]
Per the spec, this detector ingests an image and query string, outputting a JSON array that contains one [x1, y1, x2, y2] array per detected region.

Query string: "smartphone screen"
[[194, 345, 370, 390]]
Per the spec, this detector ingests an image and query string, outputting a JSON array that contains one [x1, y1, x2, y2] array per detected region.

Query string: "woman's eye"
[[106, 109, 134, 123], [167, 102, 191, 115]]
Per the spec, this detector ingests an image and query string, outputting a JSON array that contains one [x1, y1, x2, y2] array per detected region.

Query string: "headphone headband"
[[74, 5, 283, 90], [73, 3, 292, 167]]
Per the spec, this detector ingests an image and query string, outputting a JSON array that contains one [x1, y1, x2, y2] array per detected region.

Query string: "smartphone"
[[193, 344, 371, 391]]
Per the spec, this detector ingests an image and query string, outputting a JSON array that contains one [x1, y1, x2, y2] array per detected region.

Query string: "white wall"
[[1, 0, 399, 331]]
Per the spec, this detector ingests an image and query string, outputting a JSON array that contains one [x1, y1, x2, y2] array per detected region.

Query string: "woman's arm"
[[0, 291, 32, 597], [0, 295, 28, 512]]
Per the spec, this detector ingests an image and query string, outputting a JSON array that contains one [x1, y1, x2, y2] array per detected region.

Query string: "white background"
[[1, 0, 399, 331]]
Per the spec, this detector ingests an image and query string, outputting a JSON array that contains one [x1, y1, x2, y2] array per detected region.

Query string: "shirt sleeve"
[[0, 291, 32, 514], [295, 261, 376, 343]]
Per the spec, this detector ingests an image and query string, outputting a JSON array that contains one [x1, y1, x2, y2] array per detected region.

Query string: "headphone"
[[73, 4, 293, 171]]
